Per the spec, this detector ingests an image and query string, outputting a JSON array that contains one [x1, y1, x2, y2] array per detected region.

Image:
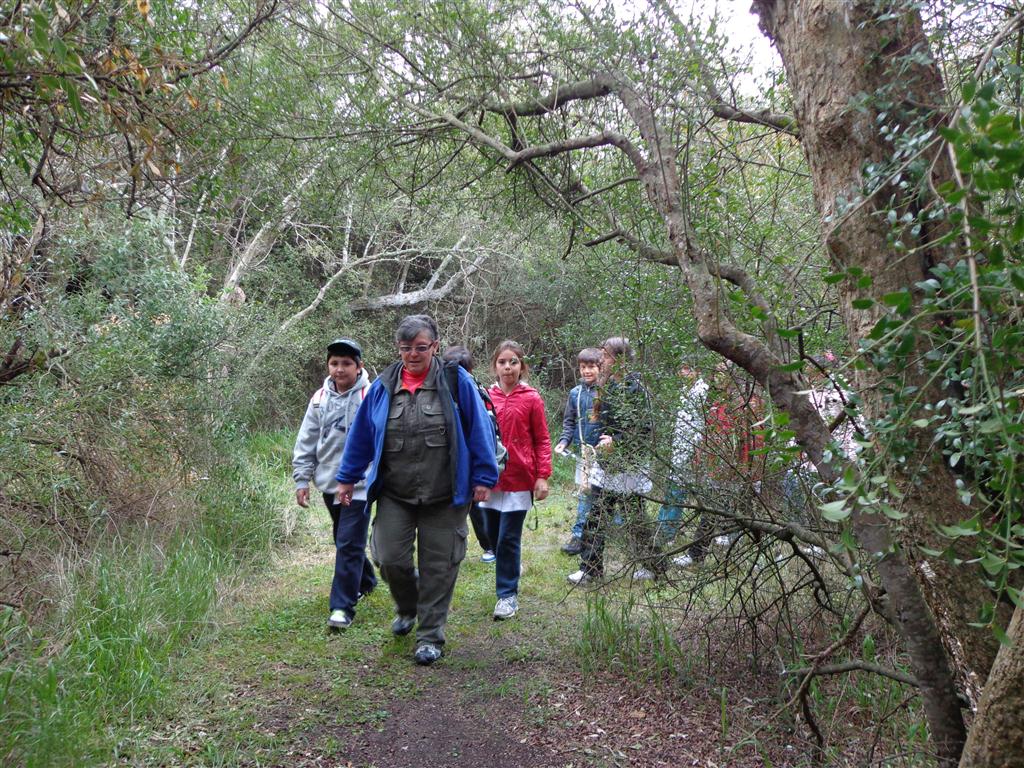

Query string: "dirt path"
[[116, 500, 795, 767]]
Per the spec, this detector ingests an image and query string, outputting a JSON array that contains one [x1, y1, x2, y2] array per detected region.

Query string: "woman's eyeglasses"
[[398, 344, 435, 354]]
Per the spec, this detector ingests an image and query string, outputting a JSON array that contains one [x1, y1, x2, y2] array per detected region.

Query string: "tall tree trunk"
[[750, 0, 1008, 760], [615, 60, 968, 762], [959, 604, 1024, 767]]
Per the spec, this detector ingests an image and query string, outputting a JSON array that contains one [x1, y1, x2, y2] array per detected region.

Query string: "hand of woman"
[[533, 478, 549, 501], [472, 485, 491, 503], [295, 488, 310, 508], [597, 434, 614, 451]]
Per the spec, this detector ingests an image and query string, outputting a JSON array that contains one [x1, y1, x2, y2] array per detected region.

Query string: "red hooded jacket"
[[488, 382, 552, 492]]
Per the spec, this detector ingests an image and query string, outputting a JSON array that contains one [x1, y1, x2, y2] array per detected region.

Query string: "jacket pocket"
[[423, 428, 448, 449], [420, 401, 447, 430]]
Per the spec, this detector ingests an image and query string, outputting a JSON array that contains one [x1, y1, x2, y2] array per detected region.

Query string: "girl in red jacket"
[[480, 340, 552, 620]]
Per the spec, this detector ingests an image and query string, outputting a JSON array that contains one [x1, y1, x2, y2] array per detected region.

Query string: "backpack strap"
[[444, 361, 468, 435], [312, 386, 327, 407], [576, 386, 584, 445]]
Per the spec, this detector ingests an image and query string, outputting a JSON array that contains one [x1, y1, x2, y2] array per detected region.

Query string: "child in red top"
[[479, 340, 552, 620]]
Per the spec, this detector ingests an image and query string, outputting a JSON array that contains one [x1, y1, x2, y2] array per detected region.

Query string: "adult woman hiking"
[[334, 314, 499, 665]]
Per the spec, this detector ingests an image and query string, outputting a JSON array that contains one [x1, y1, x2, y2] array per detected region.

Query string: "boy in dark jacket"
[[568, 337, 656, 584]]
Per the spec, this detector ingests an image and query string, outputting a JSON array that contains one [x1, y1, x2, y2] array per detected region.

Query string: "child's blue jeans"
[[571, 491, 594, 539], [323, 494, 377, 618], [655, 483, 689, 543]]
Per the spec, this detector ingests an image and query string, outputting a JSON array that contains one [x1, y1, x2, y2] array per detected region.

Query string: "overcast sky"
[[713, 1, 780, 77]]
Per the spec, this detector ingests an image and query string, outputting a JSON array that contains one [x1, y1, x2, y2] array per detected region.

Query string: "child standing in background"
[[554, 347, 604, 555], [568, 337, 655, 584], [480, 341, 552, 620], [441, 345, 496, 564]]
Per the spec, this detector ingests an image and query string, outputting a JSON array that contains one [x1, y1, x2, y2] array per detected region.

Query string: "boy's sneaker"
[[714, 535, 731, 547], [328, 610, 352, 630], [672, 554, 695, 568], [561, 536, 583, 555], [391, 614, 416, 636], [481, 550, 496, 564], [413, 643, 443, 665], [633, 568, 654, 581], [356, 584, 375, 601], [493, 596, 518, 620]]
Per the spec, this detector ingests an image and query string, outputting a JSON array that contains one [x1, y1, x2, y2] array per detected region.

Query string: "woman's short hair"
[[601, 336, 633, 362], [491, 340, 529, 381], [395, 314, 439, 344], [442, 345, 473, 372]]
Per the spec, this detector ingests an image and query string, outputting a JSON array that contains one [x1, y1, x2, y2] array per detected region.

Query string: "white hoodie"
[[292, 369, 372, 500]]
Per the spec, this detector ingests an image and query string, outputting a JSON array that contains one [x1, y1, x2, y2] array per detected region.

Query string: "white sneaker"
[[327, 609, 352, 630], [567, 569, 592, 585], [800, 545, 827, 558], [633, 568, 654, 581], [672, 554, 694, 568], [714, 535, 731, 546], [481, 550, 496, 563], [493, 595, 518, 620]]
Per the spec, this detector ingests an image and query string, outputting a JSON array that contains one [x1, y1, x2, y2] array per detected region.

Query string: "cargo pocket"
[[451, 522, 468, 565], [368, 516, 381, 567]]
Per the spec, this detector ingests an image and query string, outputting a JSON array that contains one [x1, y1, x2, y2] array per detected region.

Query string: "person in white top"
[[656, 364, 709, 544]]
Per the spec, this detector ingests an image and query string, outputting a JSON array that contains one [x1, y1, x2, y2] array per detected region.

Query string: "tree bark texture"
[[959, 604, 1024, 767], [751, 0, 1005, 761]]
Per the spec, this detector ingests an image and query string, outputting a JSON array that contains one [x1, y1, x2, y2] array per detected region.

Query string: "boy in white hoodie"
[[293, 338, 376, 630]]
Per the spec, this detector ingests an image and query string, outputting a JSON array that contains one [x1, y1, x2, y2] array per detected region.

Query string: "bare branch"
[[351, 239, 485, 311], [480, 76, 616, 116], [506, 130, 638, 171], [170, 1, 281, 84], [784, 661, 919, 687]]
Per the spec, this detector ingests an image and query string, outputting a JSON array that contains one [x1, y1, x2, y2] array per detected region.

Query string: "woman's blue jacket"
[[335, 358, 500, 507]]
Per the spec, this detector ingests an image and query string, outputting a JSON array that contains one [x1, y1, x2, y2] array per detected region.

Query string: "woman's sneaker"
[[493, 596, 518, 620], [480, 550, 496, 564], [413, 643, 443, 665], [391, 614, 416, 636]]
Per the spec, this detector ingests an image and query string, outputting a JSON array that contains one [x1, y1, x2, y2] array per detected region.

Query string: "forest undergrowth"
[[0, 432, 296, 767], [90, 464, 927, 768]]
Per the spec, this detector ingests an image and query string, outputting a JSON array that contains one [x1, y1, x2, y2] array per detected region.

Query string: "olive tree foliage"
[[291, 0, 1024, 762]]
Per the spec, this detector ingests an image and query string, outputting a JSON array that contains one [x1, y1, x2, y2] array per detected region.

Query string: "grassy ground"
[[109, 484, 893, 768], [113, 489, 593, 767]]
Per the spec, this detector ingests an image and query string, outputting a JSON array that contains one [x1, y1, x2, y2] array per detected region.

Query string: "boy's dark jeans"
[[323, 494, 377, 618], [580, 487, 657, 577]]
